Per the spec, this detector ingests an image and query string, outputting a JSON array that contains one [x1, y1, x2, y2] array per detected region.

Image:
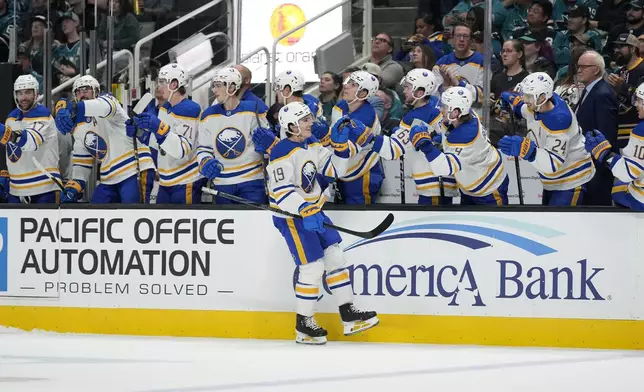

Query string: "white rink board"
[[0, 208, 643, 321]]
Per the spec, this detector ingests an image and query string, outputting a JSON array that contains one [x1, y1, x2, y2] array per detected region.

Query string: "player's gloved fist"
[[61, 179, 84, 203], [199, 157, 224, 180], [348, 119, 372, 145], [409, 124, 432, 151], [498, 135, 536, 161], [126, 119, 150, 145], [431, 132, 443, 145], [133, 113, 170, 142], [299, 202, 325, 233], [0, 123, 18, 145], [252, 127, 278, 154], [55, 108, 76, 135], [584, 131, 611, 163], [500, 91, 523, 107], [311, 118, 330, 141]]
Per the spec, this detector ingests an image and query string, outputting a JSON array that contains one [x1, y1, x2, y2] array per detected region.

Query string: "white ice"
[[0, 328, 642, 391]]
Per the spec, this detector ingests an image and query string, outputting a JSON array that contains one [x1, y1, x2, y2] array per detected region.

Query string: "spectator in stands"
[[0, 0, 21, 56], [318, 71, 342, 120], [639, 33, 644, 53], [16, 44, 43, 94], [368, 32, 404, 89], [395, 34, 428, 68], [467, 5, 503, 55], [21, 15, 46, 76], [553, 5, 602, 69], [519, 30, 557, 78], [502, 0, 533, 41], [527, 0, 554, 36], [575, 50, 619, 206], [414, 13, 446, 59], [409, 44, 436, 73], [608, 33, 644, 149], [52, 12, 85, 86], [375, 89, 400, 134], [555, 47, 588, 109], [98, 0, 140, 53], [606, 0, 644, 56], [592, 0, 630, 32], [23, 0, 57, 40], [472, 31, 501, 74], [233, 64, 269, 113], [443, 0, 483, 28]]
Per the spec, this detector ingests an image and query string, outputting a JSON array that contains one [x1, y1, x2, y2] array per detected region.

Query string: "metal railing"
[[38, 49, 134, 104], [240, 46, 271, 105], [132, 0, 236, 100]]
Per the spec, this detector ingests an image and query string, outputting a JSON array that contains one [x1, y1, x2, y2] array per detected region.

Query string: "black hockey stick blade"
[[201, 187, 394, 239]]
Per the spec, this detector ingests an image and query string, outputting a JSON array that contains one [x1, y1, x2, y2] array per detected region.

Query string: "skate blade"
[[295, 331, 327, 345], [343, 317, 380, 336]]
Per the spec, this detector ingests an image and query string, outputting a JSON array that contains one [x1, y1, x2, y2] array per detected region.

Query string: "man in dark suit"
[[575, 50, 619, 206]]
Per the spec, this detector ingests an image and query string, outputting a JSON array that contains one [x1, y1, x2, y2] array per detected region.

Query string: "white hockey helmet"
[[441, 86, 473, 121], [344, 70, 379, 101], [72, 75, 100, 101], [633, 82, 644, 107], [158, 63, 187, 89], [519, 72, 554, 109], [279, 101, 312, 136], [402, 68, 437, 101], [13, 74, 40, 110], [212, 67, 243, 94], [275, 69, 305, 98]]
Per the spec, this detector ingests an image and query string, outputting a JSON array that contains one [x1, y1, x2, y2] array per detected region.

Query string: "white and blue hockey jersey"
[[152, 99, 203, 187], [267, 137, 357, 214], [611, 122, 644, 204], [433, 51, 485, 105], [71, 94, 156, 186], [325, 100, 381, 182], [430, 115, 507, 197], [372, 98, 459, 199], [197, 100, 269, 185], [5, 105, 60, 196], [516, 93, 595, 191]]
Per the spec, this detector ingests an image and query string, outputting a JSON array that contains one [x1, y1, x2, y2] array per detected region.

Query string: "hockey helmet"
[[344, 70, 379, 101], [211, 67, 242, 94], [633, 82, 644, 107], [73, 75, 100, 100], [441, 86, 473, 120], [519, 72, 554, 108], [13, 74, 40, 109], [158, 63, 187, 89], [402, 68, 437, 101], [278, 101, 312, 136], [275, 70, 305, 98]]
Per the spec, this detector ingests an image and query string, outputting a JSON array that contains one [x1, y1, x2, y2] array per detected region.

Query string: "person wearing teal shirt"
[[502, 0, 532, 41], [552, 5, 603, 68]]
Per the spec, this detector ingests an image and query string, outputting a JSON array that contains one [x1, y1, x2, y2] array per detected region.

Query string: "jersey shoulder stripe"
[[445, 117, 479, 145], [167, 99, 202, 119], [538, 95, 573, 133], [270, 139, 303, 163]]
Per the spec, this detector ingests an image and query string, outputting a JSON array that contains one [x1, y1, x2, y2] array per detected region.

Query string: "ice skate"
[[295, 314, 328, 345], [339, 303, 379, 336]]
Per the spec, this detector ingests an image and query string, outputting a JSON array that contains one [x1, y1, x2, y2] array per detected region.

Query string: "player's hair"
[[459, 112, 473, 123], [292, 90, 304, 98], [178, 86, 186, 95]]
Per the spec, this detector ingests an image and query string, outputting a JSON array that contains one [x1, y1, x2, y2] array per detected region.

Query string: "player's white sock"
[[325, 268, 354, 306], [295, 261, 324, 317]]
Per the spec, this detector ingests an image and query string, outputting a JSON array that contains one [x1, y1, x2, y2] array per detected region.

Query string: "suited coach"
[[575, 50, 619, 206]]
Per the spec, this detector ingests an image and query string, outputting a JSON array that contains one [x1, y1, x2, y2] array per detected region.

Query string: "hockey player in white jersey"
[[410, 86, 509, 205], [197, 67, 269, 204], [131, 63, 205, 204], [0, 75, 60, 203], [371, 68, 459, 205], [55, 75, 156, 203], [275, 69, 324, 121], [268, 101, 378, 345], [583, 82, 644, 210], [499, 72, 595, 206]]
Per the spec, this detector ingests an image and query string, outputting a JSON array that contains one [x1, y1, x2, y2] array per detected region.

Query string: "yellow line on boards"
[[0, 306, 642, 350]]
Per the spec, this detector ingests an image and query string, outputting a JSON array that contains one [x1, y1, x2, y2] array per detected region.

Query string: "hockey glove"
[[199, 157, 224, 180], [330, 117, 351, 153], [409, 123, 432, 151], [500, 91, 523, 108], [133, 113, 170, 143], [126, 119, 151, 145], [311, 118, 330, 141], [55, 108, 76, 135], [0, 170, 9, 202], [0, 123, 19, 145], [498, 135, 536, 161], [348, 119, 372, 146], [584, 131, 611, 163], [299, 202, 325, 233], [61, 180, 85, 203], [252, 127, 279, 154], [431, 132, 443, 145]]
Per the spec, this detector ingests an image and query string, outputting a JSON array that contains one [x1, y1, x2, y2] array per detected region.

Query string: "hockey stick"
[[201, 187, 394, 239], [399, 156, 405, 204], [130, 93, 154, 203], [31, 157, 65, 192], [508, 108, 525, 205]]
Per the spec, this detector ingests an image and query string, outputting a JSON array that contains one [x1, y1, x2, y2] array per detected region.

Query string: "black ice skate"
[[339, 303, 379, 336], [295, 314, 328, 345]]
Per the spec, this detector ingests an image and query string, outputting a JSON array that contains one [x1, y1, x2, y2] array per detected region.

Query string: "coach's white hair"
[[582, 50, 605, 75]]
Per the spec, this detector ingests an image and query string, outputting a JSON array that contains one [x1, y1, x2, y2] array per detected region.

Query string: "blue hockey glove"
[[299, 202, 325, 233], [409, 123, 432, 151], [55, 108, 76, 135], [61, 180, 84, 203], [14, 130, 30, 148], [311, 118, 330, 141], [347, 119, 371, 145], [126, 119, 137, 138], [126, 119, 151, 145], [0, 123, 19, 145], [252, 127, 279, 154], [432, 132, 443, 145], [199, 157, 224, 180], [498, 135, 536, 161], [500, 91, 523, 108], [0, 170, 9, 201], [133, 113, 170, 143], [584, 131, 611, 163]]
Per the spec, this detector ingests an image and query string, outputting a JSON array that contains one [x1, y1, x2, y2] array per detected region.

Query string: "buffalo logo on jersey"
[[216, 128, 246, 159], [301, 161, 317, 193], [84, 131, 108, 161], [6, 142, 22, 163]]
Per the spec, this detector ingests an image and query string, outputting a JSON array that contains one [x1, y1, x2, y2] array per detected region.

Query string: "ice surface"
[[0, 328, 642, 391]]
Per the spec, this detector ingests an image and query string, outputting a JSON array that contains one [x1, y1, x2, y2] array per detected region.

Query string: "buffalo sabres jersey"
[[610, 122, 644, 204], [433, 51, 485, 107], [517, 93, 595, 191], [5, 105, 60, 196], [430, 115, 507, 197], [71, 94, 155, 186], [267, 137, 356, 215], [152, 99, 203, 187], [323, 100, 381, 182], [372, 98, 459, 199], [197, 100, 268, 185]]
